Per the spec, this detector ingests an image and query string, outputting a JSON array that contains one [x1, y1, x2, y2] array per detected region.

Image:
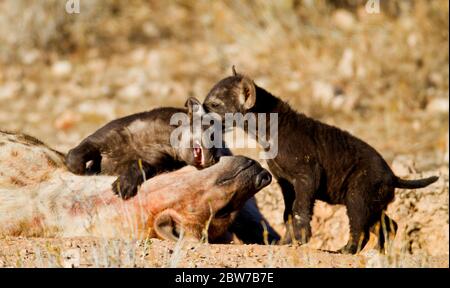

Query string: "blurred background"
[[0, 0, 447, 160], [0, 0, 448, 256]]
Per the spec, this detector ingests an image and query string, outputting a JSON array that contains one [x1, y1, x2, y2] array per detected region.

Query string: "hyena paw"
[[281, 225, 311, 245], [65, 154, 86, 175], [337, 245, 358, 255], [112, 176, 138, 200]]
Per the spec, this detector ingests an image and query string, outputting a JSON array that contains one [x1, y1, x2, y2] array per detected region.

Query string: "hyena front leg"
[[112, 160, 156, 200], [65, 140, 102, 175], [230, 197, 281, 244], [282, 167, 319, 245]]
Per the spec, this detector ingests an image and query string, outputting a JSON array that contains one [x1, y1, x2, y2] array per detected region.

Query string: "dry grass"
[[0, 0, 448, 267], [0, 0, 447, 158]]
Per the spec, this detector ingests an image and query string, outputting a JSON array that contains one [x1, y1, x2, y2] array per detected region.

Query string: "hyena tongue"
[[193, 144, 203, 167]]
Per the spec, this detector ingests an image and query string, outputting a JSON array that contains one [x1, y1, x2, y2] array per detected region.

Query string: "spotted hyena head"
[[203, 66, 257, 118], [142, 155, 271, 242], [176, 97, 231, 169]]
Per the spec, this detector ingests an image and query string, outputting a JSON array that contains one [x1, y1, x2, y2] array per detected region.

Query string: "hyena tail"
[[394, 176, 439, 189]]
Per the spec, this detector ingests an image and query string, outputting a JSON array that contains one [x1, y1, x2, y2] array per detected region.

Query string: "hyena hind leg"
[[339, 193, 372, 254], [370, 212, 398, 254]]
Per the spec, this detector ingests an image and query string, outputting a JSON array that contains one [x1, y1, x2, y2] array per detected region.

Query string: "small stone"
[[143, 22, 159, 38], [118, 83, 143, 100], [312, 81, 334, 106], [52, 60, 72, 77], [54, 111, 80, 131], [286, 81, 301, 92], [331, 95, 345, 110], [391, 156, 415, 177], [407, 33, 419, 48], [338, 48, 354, 79], [78, 100, 116, 120], [412, 120, 421, 131], [0, 82, 20, 100], [131, 49, 147, 62], [332, 10, 356, 31], [428, 72, 443, 87], [21, 49, 40, 65], [62, 248, 81, 268], [426, 97, 449, 114]]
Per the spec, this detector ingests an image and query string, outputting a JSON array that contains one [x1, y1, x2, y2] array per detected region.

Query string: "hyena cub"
[[66, 97, 229, 200], [203, 67, 439, 254]]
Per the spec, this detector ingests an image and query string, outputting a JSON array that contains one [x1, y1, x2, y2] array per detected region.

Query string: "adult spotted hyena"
[[0, 130, 276, 243]]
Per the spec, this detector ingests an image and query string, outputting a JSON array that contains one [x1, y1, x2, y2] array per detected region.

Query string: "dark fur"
[[203, 70, 439, 253], [64, 103, 280, 244], [230, 197, 280, 244], [66, 101, 226, 199]]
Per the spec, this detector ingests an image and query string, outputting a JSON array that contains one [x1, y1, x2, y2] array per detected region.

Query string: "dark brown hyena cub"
[[203, 67, 439, 254], [66, 97, 229, 200]]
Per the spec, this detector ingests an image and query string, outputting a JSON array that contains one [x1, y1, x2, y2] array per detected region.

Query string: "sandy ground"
[[0, 237, 447, 268]]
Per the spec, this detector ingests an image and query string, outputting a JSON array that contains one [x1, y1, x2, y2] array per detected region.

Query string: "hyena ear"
[[185, 96, 205, 121], [232, 65, 238, 76], [154, 210, 183, 242], [240, 76, 256, 110]]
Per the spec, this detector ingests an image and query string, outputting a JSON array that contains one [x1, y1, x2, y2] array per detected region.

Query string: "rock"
[[24, 81, 38, 95], [391, 156, 415, 177], [407, 33, 419, 48], [77, 100, 116, 120], [142, 22, 159, 38], [412, 120, 421, 131], [52, 60, 72, 77], [62, 248, 81, 268], [331, 95, 345, 110], [54, 111, 80, 131], [286, 81, 301, 92], [118, 83, 143, 100], [332, 10, 356, 31], [131, 48, 147, 63], [0, 82, 20, 100], [312, 81, 357, 112], [338, 48, 354, 79], [426, 97, 449, 114], [20, 49, 40, 65], [312, 81, 334, 106], [428, 72, 444, 87]]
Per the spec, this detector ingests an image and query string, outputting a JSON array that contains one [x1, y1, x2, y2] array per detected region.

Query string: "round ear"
[[240, 77, 256, 110], [185, 97, 205, 120], [153, 210, 183, 242]]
